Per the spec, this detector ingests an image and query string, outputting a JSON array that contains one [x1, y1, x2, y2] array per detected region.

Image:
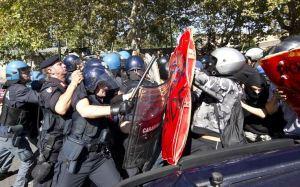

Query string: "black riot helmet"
[[63, 55, 82, 72], [125, 56, 145, 72], [158, 56, 168, 65], [84, 58, 103, 68], [158, 56, 169, 80], [268, 35, 300, 55], [83, 65, 119, 93]]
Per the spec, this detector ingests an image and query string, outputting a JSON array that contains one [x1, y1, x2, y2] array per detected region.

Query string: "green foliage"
[[0, 0, 299, 60], [268, 0, 300, 35]]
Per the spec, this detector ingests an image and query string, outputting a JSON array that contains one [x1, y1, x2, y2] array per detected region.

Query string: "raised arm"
[[55, 70, 83, 115], [241, 101, 267, 118]]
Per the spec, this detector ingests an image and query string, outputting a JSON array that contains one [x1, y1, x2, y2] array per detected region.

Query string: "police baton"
[[129, 56, 158, 101]]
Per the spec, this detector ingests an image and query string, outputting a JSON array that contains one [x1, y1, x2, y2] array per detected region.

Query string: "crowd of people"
[[0, 34, 299, 187]]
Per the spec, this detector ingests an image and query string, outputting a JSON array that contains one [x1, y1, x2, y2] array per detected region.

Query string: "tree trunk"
[[128, 0, 143, 50]]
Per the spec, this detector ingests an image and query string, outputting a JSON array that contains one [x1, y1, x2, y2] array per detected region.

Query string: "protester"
[[191, 47, 247, 152], [264, 35, 300, 139]]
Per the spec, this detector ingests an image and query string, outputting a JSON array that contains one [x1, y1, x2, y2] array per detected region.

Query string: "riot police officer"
[[63, 54, 83, 84], [119, 51, 131, 62], [119, 56, 156, 129], [27, 70, 46, 146], [53, 65, 132, 187], [0, 60, 39, 187], [118, 50, 131, 80], [119, 56, 160, 177], [121, 55, 155, 93], [30, 70, 46, 91], [84, 58, 121, 104], [32, 55, 83, 186], [102, 52, 123, 87], [157, 56, 169, 81], [191, 47, 247, 152]]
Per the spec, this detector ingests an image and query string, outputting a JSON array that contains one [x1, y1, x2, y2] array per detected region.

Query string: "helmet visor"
[[96, 72, 119, 91]]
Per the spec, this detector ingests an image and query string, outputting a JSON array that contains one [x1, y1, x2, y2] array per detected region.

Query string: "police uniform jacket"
[[69, 82, 111, 146], [38, 77, 71, 162], [0, 82, 39, 135]]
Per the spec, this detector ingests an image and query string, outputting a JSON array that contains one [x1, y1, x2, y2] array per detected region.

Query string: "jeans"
[[0, 148, 14, 174], [0, 136, 33, 187]]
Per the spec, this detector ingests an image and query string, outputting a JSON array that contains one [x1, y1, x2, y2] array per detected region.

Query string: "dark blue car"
[[117, 139, 300, 186]]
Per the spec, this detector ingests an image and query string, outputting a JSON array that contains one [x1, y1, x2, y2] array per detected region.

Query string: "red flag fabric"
[[260, 48, 300, 116], [162, 28, 196, 165]]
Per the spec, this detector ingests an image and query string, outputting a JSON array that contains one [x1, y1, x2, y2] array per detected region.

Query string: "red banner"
[[260, 48, 300, 116], [162, 28, 196, 165]]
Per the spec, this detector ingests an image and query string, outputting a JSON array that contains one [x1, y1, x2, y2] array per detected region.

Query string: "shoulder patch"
[[46, 87, 53, 93]]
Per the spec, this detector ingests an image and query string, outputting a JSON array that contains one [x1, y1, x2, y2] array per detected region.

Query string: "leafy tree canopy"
[[0, 0, 298, 59]]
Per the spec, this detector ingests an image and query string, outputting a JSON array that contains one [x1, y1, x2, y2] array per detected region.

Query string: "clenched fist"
[[70, 70, 83, 86]]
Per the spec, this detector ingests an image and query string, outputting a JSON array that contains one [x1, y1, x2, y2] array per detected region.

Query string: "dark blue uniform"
[[0, 83, 39, 187], [53, 83, 121, 187], [33, 78, 71, 187]]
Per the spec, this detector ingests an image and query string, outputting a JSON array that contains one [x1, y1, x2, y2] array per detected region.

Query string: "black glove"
[[110, 100, 134, 116], [110, 102, 121, 116], [119, 100, 134, 115]]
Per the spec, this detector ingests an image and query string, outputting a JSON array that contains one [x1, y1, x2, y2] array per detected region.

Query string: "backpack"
[[214, 99, 247, 148]]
